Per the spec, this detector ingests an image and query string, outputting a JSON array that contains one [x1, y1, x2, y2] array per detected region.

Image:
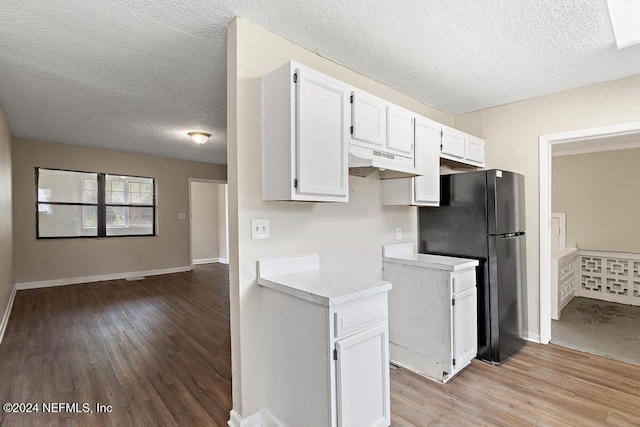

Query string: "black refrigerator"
[[418, 169, 526, 364]]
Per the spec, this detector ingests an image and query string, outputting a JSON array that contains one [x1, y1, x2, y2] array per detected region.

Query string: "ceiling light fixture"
[[606, 0, 640, 49], [188, 131, 211, 144]]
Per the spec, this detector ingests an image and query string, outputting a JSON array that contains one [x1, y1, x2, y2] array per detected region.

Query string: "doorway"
[[539, 121, 640, 346], [189, 179, 228, 265]]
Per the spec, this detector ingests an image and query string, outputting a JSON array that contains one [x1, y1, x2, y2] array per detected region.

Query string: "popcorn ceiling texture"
[[1, 0, 639, 164]]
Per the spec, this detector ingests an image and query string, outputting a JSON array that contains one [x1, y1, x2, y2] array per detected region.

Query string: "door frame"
[[538, 121, 640, 344], [188, 178, 228, 267]]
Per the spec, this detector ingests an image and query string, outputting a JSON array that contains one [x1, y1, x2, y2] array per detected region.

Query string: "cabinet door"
[[452, 287, 477, 371], [413, 117, 441, 205], [386, 105, 414, 155], [465, 135, 485, 165], [296, 68, 349, 199], [335, 324, 390, 427], [351, 91, 386, 148], [441, 126, 465, 159]]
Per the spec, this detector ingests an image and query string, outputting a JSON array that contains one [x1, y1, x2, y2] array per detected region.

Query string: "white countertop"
[[383, 252, 479, 271], [257, 254, 391, 307], [382, 242, 479, 271]]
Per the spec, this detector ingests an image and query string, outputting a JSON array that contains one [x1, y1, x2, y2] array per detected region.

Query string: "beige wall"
[[455, 74, 640, 340], [191, 181, 220, 262], [552, 148, 640, 252], [227, 17, 454, 419], [0, 107, 13, 338], [12, 138, 226, 284]]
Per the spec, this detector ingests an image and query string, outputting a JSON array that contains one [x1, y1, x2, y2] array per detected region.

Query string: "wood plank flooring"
[[391, 342, 640, 426], [2, 264, 640, 426], [0, 264, 231, 427]]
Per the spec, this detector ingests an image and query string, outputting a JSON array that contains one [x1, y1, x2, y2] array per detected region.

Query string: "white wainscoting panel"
[[578, 250, 640, 306]]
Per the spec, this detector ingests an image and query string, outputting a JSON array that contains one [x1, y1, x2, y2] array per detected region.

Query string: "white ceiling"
[[1, 1, 640, 165]]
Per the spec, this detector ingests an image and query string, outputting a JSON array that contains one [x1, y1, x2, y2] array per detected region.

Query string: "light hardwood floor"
[[2, 264, 639, 426]]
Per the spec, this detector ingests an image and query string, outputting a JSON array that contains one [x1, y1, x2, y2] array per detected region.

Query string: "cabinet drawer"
[[334, 297, 388, 339], [451, 269, 476, 293]]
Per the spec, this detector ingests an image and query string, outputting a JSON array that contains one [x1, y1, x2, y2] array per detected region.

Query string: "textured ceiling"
[[1, 1, 640, 164]]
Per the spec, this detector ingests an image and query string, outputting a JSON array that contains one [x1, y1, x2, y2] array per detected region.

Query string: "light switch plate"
[[251, 219, 270, 240], [396, 226, 402, 241], [179, 213, 186, 220]]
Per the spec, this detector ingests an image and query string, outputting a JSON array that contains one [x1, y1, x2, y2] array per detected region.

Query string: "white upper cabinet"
[[464, 134, 485, 166], [441, 126, 466, 159], [382, 116, 441, 207], [351, 91, 416, 156], [386, 105, 414, 155], [441, 125, 486, 168], [351, 91, 386, 148], [262, 61, 349, 202], [413, 117, 441, 205]]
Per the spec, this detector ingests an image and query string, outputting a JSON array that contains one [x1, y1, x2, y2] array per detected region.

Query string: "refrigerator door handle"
[[500, 231, 525, 239]]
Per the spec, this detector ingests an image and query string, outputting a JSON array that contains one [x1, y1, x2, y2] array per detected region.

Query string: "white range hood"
[[348, 144, 421, 179]]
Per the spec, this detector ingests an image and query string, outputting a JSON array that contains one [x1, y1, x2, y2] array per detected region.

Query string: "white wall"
[[455, 74, 640, 341], [0, 106, 14, 343], [218, 184, 228, 263], [191, 181, 220, 262], [227, 17, 454, 420]]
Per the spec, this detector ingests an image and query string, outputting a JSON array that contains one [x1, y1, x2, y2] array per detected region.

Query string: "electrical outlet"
[[396, 226, 402, 241], [179, 213, 186, 220], [251, 219, 270, 240]]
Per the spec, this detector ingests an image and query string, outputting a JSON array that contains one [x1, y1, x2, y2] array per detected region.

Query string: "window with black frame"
[[36, 168, 156, 239]]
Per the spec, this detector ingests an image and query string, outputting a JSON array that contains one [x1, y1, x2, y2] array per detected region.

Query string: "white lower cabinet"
[[382, 244, 479, 383], [452, 286, 479, 370], [336, 323, 390, 427], [258, 255, 391, 427]]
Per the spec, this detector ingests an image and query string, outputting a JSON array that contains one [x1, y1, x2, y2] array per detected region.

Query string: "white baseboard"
[[262, 410, 284, 427], [0, 284, 17, 345], [228, 410, 262, 427], [193, 258, 219, 265], [15, 266, 193, 290], [524, 332, 541, 344], [193, 258, 229, 265]]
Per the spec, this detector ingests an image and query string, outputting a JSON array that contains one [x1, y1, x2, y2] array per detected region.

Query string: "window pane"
[[83, 178, 98, 203], [38, 169, 98, 203], [106, 206, 127, 226], [38, 205, 98, 237], [105, 175, 153, 205], [105, 178, 126, 204], [106, 207, 154, 236]]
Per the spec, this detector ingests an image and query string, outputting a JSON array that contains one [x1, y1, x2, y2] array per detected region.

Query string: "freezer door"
[[487, 170, 526, 235], [419, 172, 489, 258], [488, 233, 526, 363]]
